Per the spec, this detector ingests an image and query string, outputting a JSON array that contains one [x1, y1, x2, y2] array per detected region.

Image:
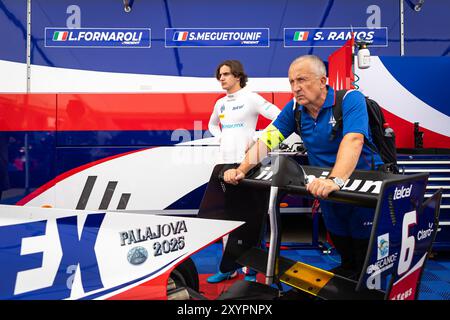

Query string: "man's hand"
[[223, 168, 246, 185], [306, 178, 340, 199]]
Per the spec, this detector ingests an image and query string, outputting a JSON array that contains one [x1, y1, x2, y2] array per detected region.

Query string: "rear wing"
[[198, 154, 441, 299]]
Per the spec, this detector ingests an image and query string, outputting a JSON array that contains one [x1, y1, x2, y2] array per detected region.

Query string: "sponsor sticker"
[[45, 28, 151, 48], [377, 233, 389, 260], [284, 27, 388, 47], [165, 28, 270, 47]]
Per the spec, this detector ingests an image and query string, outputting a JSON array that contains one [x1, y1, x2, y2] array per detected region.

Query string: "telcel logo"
[[393, 184, 413, 200]]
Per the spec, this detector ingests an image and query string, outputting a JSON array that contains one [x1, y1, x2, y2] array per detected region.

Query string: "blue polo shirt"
[[273, 87, 383, 170]]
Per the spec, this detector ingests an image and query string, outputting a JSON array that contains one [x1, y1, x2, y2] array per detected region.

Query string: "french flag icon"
[[173, 31, 189, 41]]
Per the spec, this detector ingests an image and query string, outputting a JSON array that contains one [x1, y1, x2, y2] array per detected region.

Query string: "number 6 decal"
[[398, 210, 417, 275]]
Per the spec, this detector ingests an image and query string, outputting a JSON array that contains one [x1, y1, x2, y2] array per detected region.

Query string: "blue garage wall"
[[0, 0, 27, 63], [1, 0, 448, 79]]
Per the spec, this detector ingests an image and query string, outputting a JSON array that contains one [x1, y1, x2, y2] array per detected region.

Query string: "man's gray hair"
[[290, 55, 327, 77]]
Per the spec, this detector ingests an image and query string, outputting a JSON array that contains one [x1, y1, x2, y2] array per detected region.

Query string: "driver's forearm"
[[329, 133, 364, 180], [237, 140, 270, 174]]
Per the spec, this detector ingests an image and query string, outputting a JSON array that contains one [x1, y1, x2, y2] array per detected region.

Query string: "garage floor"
[[191, 215, 450, 300]]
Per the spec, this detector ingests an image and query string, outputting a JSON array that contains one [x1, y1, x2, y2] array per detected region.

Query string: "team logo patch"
[[219, 105, 225, 119], [329, 115, 337, 127], [127, 246, 148, 265]]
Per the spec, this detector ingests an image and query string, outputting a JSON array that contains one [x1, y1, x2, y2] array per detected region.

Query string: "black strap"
[[330, 90, 347, 141], [332, 90, 379, 170], [294, 101, 301, 136]]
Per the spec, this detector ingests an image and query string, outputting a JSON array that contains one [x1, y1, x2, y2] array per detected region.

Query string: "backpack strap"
[[294, 100, 302, 136], [329, 90, 347, 141], [332, 90, 380, 170], [331, 89, 374, 145]]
